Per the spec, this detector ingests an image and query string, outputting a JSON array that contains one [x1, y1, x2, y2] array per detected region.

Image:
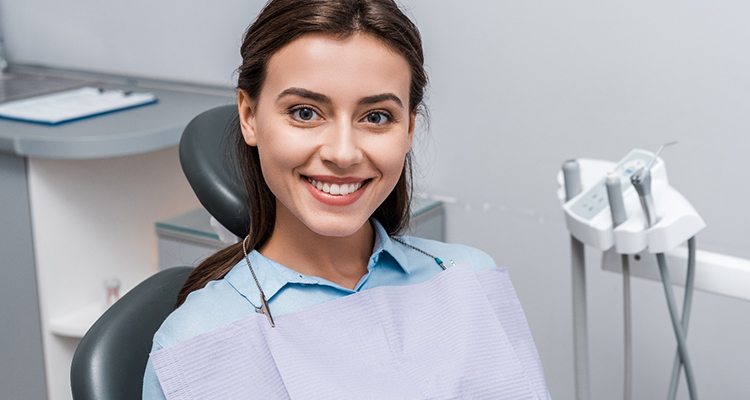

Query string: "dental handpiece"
[[563, 159, 583, 201], [605, 174, 627, 228], [630, 167, 657, 228], [630, 142, 699, 399], [606, 173, 633, 400], [631, 141, 677, 228], [562, 159, 590, 400]]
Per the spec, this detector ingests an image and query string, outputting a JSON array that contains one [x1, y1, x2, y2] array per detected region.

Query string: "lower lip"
[[304, 178, 367, 206]]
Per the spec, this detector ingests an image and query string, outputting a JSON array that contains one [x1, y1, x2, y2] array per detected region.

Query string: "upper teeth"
[[307, 178, 364, 196]]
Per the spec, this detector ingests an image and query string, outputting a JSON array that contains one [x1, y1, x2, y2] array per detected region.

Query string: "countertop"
[[0, 65, 235, 159]]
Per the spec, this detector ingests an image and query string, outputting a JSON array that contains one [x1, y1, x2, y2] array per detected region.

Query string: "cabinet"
[[0, 65, 233, 400]]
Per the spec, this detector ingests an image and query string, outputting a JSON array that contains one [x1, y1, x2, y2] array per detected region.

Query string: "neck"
[[258, 204, 375, 290]]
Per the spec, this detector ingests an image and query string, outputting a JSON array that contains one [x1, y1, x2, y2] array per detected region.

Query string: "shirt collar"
[[369, 218, 413, 274], [225, 250, 320, 308], [224, 218, 413, 308]]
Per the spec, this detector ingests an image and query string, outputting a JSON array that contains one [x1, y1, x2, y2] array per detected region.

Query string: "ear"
[[238, 90, 258, 146], [406, 112, 417, 150]]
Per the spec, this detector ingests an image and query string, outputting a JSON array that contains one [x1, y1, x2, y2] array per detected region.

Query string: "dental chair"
[[70, 105, 245, 400]]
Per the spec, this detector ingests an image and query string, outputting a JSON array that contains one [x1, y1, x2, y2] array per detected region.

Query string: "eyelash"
[[364, 110, 395, 125], [286, 106, 396, 126], [288, 106, 322, 122]]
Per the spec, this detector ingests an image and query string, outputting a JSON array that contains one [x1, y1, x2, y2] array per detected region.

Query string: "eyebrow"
[[360, 93, 404, 108], [277, 87, 404, 109], [277, 88, 330, 104]]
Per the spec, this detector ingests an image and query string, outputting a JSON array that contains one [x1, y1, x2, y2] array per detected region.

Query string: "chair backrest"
[[179, 104, 250, 238], [71, 105, 244, 399], [70, 266, 192, 400]]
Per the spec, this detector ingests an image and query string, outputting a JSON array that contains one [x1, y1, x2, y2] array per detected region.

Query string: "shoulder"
[[151, 275, 253, 350], [397, 235, 499, 272]]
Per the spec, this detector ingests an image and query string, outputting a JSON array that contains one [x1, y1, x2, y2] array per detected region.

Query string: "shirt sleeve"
[[462, 244, 500, 272], [142, 341, 167, 400]]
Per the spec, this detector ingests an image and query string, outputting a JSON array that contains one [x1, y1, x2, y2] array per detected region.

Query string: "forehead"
[[262, 32, 411, 103]]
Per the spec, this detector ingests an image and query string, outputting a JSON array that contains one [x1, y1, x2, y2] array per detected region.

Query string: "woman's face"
[[238, 32, 414, 238]]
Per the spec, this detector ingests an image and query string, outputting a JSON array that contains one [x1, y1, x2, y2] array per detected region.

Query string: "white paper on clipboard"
[[0, 86, 157, 125]]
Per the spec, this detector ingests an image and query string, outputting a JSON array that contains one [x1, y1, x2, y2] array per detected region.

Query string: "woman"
[[143, 0, 549, 398]]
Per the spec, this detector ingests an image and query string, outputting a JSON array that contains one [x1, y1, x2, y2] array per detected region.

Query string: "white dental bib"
[[151, 264, 550, 399]]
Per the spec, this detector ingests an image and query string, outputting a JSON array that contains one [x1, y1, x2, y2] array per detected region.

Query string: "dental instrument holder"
[[558, 149, 705, 254], [558, 149, 705, 398]]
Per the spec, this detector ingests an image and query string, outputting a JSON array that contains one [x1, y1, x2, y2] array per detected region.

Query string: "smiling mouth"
[[304, 176, 370, 196]]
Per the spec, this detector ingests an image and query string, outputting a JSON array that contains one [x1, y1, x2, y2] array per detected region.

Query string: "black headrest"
[[179, 105, 250, 238]]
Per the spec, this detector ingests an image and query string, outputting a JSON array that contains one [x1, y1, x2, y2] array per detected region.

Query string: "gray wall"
[[406, 2, 750, 398], [3, 0, 749, 398], [1, 0, 258, 86]]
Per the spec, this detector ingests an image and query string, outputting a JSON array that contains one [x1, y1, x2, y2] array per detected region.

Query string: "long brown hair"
[[177, 0, 428, 307]]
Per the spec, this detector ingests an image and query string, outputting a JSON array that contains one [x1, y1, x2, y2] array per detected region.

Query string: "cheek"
[[255, 125, 313, 189], [370, 136, 410, 183]]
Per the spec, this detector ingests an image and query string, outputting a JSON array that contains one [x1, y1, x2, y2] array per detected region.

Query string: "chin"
[[302, 213, 371, 238]]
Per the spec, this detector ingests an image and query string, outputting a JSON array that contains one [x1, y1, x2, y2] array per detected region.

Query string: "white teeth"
[[307, 178, 364, 196]]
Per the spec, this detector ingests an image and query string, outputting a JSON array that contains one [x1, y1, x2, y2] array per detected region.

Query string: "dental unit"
[[558, 144, 705, 400]]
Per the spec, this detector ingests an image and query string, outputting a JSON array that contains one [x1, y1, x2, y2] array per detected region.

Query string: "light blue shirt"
[[142, 219, 497, 399]]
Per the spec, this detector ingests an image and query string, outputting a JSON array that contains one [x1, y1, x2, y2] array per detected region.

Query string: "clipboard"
[[0, 86, 158, 125]]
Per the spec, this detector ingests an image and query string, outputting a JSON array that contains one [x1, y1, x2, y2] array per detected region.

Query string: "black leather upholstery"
[[70, 267, 192, 400], [179, 105, 250, 238], [71, 105, 247, 399]]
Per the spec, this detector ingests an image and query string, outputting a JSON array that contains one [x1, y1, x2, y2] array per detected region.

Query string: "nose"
[[318, 122, 364, 169]]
